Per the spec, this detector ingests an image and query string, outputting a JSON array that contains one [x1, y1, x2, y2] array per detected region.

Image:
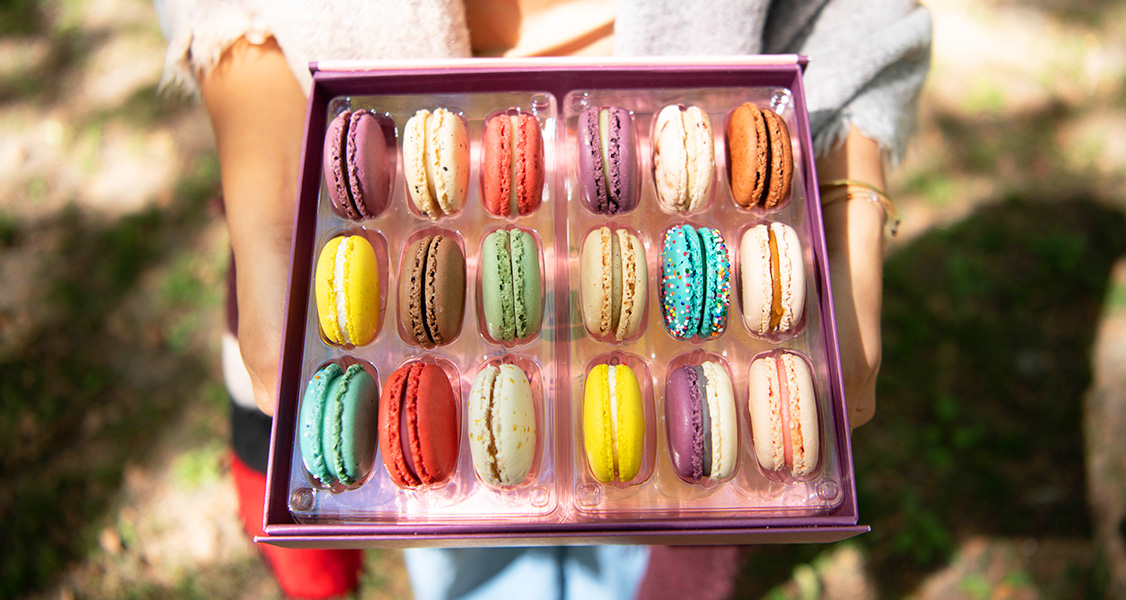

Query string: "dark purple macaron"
[[665, 360, 736, 484], [578, 106, 638, 215], [323, 110, 391, 220], [667, 365, 710, 481]]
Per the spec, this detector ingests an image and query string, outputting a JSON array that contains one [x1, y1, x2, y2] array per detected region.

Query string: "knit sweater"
[[155, 0, 930, 162]]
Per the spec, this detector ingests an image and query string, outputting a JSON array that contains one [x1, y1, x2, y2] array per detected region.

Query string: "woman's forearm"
[[200, 37, 308, 415], [816, 126, 887, 428]]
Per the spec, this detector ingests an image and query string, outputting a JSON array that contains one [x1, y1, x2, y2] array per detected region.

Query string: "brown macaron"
[[398, 234, 465, 348], [726, 103, 768, 208], [762, 109, 793, 209], [725, 103, 793, 209]]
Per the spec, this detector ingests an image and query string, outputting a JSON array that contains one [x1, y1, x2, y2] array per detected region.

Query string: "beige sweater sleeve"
[[154, 0, 472, 96]]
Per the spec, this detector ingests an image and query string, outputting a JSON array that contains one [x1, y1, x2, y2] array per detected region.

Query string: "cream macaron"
[[468, 363, 537, 486], [652, 104, 714, 213], [740, 222, 805, 337], [403, 107, 469, 218]]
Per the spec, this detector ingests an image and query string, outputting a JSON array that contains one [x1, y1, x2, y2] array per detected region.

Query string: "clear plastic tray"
[[263, 57, 864, 548]]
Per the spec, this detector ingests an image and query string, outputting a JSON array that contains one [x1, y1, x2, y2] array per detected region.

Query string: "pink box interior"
[[262, 56, 866, 548]]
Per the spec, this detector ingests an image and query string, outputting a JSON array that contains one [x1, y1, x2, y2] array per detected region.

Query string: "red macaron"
[[378, 362, 459, 487], [482, 112, 544, 217]]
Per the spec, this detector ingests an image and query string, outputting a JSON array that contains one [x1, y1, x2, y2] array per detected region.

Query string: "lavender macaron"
[[324, 110, 391, 220], [665, 360, 737, 484], [578, 106, 639, 215]]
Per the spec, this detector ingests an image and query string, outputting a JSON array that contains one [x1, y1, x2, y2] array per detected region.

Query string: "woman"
[[155, 1, 931, 597]]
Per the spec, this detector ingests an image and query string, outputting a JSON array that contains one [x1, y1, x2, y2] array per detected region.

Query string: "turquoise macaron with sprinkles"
[[298, 362, 379, 488], [660, 224, 731, 340]]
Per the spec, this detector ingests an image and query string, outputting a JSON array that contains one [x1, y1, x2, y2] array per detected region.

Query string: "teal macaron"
[[660, 224, 730, 340], [298, 362, 379, 487], [481, 228, 542, 342], [698, 227, 731, 339]]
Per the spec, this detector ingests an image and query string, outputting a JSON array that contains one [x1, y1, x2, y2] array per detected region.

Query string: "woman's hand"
[[200, 37, 307, 416], [816, 127, 888, 429]]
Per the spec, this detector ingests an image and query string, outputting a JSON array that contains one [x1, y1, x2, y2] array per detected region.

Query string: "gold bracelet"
[[818, 179, 900, 237]]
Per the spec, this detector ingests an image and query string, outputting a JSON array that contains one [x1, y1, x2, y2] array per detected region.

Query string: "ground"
[[0, 0, 1124, 598]]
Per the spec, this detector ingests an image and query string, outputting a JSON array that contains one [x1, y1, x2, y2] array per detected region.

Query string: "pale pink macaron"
[[747, 350, 819, 478]]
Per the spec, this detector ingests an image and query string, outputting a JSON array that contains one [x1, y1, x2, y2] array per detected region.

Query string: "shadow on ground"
[[734, 195, 1126, 597], [0, 157, 222, 598], [1008, 0, 1126, 28]]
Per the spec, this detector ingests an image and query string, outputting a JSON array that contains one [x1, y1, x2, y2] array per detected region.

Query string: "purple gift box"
[[261, 56, 866, 548]]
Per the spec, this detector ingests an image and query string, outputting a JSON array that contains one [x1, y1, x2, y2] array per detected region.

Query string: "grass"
[[0, 153, 221, 598], [93, 83, 198, 128], [876, 196, 1122, 587], [734, 195, 1126, 598], [111, 557, 277, 600], [0, 210, 16, 247], [0, 0, 44, 36], [0, 24, 94, 103], [1105, 279, 1126, 312], [1021, 0, 1126, 28], [962, 77, 1008, 116], [170, 441, 225, 488]]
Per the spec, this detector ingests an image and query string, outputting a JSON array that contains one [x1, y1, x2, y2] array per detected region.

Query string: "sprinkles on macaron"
[[660, 225, 731, 341]]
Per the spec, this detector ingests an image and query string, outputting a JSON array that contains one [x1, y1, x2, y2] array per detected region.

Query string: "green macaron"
[[298, 362, 378, 487], [481, 228, 542, 342]]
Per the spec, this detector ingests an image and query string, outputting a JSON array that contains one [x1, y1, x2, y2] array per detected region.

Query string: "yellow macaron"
[[315, 235, 380, 346], [583, 363, 645, 483]]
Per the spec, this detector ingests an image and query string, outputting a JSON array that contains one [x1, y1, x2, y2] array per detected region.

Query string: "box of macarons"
[[261, 56, 867, 547]]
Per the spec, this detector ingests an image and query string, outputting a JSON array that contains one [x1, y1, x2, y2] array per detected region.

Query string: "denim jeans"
[[404, 545, 650, 600]]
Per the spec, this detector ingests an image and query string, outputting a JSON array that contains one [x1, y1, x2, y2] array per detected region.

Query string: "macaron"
[[378, 362, 460, 487], [665, 361, 737, 484], [298, 363, 379, 487], [725, 103, 793, 209], [583, 362, 645, 483], [315, 235, 380, 346], [740, 222, 805, 336], [580, 226, 647, 342], [652, 104, 715, 213], [480, 228, 542, 343], [659, 225, 730, 340], [482, 112, 545, 217], [323, 110, 391, 220], [578, 106, 639, 215], [403, 108, 469, 218], [398, 234, 465, 348], [468, 363, 537, 486], [748, 351, 819, 478]]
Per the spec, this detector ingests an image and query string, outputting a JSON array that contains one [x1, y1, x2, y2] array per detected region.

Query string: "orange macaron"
[[725, 103, 793, 210]]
